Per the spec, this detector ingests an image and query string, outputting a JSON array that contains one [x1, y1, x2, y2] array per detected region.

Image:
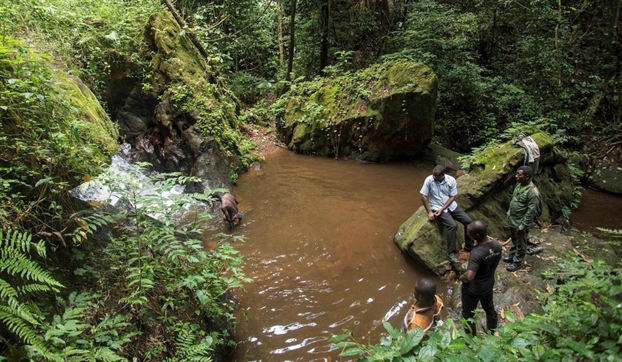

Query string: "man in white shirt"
[[420, 165, 474, 263]]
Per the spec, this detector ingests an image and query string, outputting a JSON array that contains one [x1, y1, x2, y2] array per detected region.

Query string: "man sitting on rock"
[[401, 278, 444, 335], [420, 165, 474, 263]]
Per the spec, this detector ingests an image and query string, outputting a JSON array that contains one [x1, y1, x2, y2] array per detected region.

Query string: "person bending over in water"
[[216, 192, 242, 229]]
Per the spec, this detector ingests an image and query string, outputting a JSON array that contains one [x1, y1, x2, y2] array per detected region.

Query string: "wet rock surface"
[[106, 12, 243, 190], [587, 157, 622, 195]]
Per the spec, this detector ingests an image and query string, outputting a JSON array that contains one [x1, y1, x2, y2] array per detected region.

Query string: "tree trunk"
[[319, 0, 330, 74], [278, 2, 284, 69], [286, 0, 297, 82]]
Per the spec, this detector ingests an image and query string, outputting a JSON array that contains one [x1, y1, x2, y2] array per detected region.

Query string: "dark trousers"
[[509, 227, 529, 263], [461, 284, 498, 335], [437, 206, 473, 255]]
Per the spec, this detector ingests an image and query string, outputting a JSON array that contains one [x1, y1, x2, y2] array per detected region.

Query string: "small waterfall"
[[70, 143, 218, 224]]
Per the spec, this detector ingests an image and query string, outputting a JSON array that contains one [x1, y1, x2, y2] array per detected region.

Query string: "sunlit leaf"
[[75, 218, 89, 230]]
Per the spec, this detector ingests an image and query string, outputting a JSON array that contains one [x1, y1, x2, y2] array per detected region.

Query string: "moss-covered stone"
[[118, 12, 252, 185], [0, 38, 117, 222], [276, 61, 438, 161], [394, 132, 575, 275], [58, 74, 119, 158]]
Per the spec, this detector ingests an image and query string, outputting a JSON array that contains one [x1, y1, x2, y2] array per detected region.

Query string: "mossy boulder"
[[0, 38, 118, 210], [394, 132, 575, 275], [276, 61, 438, 162], [110, 12, 248, 188]]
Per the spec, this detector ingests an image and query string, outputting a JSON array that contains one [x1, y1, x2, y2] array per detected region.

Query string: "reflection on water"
[[571, 187, 622, 237], [216, 149, 444, 361]]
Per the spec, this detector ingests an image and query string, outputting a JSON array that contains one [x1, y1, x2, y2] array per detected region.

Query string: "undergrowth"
[[1, 165, 249, 360], [331, 256, 622, 361]]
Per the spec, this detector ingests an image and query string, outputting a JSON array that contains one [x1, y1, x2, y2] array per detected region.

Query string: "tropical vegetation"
[[1, 0, 621, 360]]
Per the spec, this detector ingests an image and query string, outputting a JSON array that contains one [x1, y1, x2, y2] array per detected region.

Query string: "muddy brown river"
[[219, 149, 443, 361], [210, 149, 621, 361]]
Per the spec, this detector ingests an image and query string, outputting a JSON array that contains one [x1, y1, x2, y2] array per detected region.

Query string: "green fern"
[[0, 229, 65, 361], [165, 325, 214, 362], [595, 227, 622, 236]]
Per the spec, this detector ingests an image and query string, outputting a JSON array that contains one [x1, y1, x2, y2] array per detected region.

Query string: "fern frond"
[[172, 327, 214, 362], [92, 347, 125, 361], [0, 229, 32, 254], [0, 248, 63, 290], [0, 306, 45, 348], [17, 283, 55, 295], [596, 227, 622, 235], [0, 278, 19, 301]]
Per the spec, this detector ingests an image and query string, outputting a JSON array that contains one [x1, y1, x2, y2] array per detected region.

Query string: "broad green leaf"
[[329, 333, 351, 343], [339, 347, 366, 356], [400, 328, 425, 355]]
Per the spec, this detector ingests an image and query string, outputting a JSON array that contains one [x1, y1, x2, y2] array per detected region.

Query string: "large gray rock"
[[276, 61, 438, 162], [107, 12, 244, 189], [394, 132, 575, 275]]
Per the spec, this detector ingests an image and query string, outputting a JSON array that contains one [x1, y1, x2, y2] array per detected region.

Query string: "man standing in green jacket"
[[505, 165, 541, 272]]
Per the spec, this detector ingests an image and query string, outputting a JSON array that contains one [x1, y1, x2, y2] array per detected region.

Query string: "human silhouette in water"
[[216, 192, 242, 229]]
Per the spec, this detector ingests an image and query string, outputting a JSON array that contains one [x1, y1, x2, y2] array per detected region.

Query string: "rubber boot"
[[486, 313, 498, 332], [465, 320, 476, 336]]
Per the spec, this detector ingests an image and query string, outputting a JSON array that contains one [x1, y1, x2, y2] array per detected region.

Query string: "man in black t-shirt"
[[459, 220, 502, 335]]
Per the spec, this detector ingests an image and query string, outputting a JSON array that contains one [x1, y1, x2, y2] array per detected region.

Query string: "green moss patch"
[[277, 61, 438, 160]]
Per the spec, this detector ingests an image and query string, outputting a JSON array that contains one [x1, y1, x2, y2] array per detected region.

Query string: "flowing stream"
[[213, 149, 444, 361]]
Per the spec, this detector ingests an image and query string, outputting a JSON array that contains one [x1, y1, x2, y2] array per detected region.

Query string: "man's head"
[[515, 165, 533, 185], [432, 165, 447, 182], [414, 278, 437, 307], [467, 220, 488, 242]]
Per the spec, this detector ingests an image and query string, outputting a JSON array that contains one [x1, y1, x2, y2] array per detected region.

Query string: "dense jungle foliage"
[[1, 0, 621, 360]]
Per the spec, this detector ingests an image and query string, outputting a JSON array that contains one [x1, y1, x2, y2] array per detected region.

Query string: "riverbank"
[[445, 225, 621, 331]]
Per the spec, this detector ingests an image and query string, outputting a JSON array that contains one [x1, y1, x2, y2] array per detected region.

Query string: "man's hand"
[[428, 212, 435, 221], [433, 209, 443, 217]]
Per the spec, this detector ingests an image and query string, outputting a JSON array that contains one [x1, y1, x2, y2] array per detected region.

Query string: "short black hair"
[[468, 220, 488, 240], [517, 165, 533, 179], [433, 165, 447, 174], [414, 278, 436, 304]]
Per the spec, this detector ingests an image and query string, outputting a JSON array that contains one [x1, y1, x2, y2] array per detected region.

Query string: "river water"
[[211, 149, 622, 361], [218, 149, 443, 361]]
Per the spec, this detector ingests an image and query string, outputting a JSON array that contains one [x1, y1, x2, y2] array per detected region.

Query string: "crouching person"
[[216, 192, 242, 229]]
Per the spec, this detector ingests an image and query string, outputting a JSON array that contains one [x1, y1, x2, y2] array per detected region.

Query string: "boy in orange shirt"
[[401, 278, 444, 334]]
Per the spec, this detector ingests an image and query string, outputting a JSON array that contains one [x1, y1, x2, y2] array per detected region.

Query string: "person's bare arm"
[[460, 270, 475, 283], [221, 205, 232, 223], [421, 194, 435, 221]]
